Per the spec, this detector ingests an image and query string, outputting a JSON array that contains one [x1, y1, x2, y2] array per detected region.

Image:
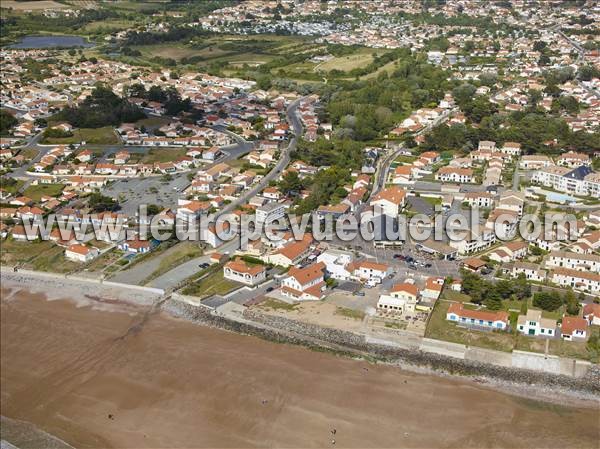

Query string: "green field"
[[182, 266, 241, 298], [138, 148, 188, 164], [0, 179, 25, 195], [426, 300, 515, 352], [426, 299, 598, 361], [1, 238, 76, 273], [142, 242, 203, 284], [22, 183, 64, 201], [42, 127, 119, 145]]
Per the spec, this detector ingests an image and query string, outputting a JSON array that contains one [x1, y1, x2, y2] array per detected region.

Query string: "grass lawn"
[[139, 148, 188, 164], [29, 244, 79, 273], [425, 300, 515, 352], [259, 298, 299, 312], [1, 239, 55, 266], [134, 116, 172, 129], [84, 248, 124, 273], [422, 196, 442, 207], [441, 290, 471, 303], [42, 127, 119, 145], [182, 268, 241, 298], [0, 179, 25, 195], [335, 306, 365, 320], [22, 183, 64, 201], [18, 148, 39, 160], [0, 239, 78, 273], [82, 19, 135, 33], [317, 48, 386, 73], [142, 242, 203, 284], [3, 0, 66, 10]]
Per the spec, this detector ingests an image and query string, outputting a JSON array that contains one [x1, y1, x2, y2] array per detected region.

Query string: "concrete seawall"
[[163, 298, 600, 398]]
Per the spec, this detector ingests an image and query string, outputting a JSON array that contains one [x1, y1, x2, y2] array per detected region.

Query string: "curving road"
[[216, 96, 305, 218]]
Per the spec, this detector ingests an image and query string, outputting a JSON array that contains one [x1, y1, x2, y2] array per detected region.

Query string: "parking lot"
[[102, 172, 191, 215]]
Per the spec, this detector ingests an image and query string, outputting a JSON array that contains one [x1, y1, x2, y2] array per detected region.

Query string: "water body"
[[1, 287, 598, 448], [8, 35, 94, 49]]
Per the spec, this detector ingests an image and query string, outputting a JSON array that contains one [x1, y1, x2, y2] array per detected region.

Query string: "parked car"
[[198, 262, 209, 269], [353, 291, 365, 296], [266, 286, 274, 292], [393, 254, 405, 260]]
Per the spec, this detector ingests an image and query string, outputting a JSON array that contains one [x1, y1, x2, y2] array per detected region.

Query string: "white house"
[[435, 167, 474, 183], [316, 249, 354, 281], [352, 260, 391, 283], [519, 155, 553, 170], [223, 259, 266, 286], [280, 261, 326, 301], [65, 244, 99, 263], [421, 277, 444, 301], [560, 316, 589, 341], [369, 186, 406, 217], [511, 262, 547, 282], [256, 202, 286, 224], [550, 268, 600, 295], [517, 309, 557, 337], [446, 302, 509, 330]]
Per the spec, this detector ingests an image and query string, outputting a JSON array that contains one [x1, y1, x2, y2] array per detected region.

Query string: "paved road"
[[216, 96, 305, 218], [109, 98, 306, 289], [147, 238, 240, 290], [371, 109, 453, 199], [553, 25, 600, 99]]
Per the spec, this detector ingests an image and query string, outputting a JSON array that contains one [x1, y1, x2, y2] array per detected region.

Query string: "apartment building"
[[550, 268, 600, 295], [435, 167, 474, 183], [545, 251, 600, 273]]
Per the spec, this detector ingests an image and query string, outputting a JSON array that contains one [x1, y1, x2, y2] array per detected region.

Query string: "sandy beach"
[[1, 276, 599, 449]]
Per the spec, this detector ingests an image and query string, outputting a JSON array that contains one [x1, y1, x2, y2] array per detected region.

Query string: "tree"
[[513, 273, 531, 300], [146, 204, 161, 215], [54, 84, 145, 128], [88, 193, 119, 212], [279, 171, 304, 196], [0, 109, 18, 135], [564, 289, 580, 315], [484, 290, 503, 311], [538, 54, 551, 66], [532, 291, 562, 312]]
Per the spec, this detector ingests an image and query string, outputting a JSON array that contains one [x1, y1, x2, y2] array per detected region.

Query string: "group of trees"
[[292, 137, 364, 169], [125, 83, 192, 116], [88, 193, 119, 213], [292, 166, 353, 215], [461, 270, 531, 310], [324, 54, 450, 141], [55, 85, 145, 128], [533, 290, 582, 315], [421, 111, 600, 155], [0, 109, 17, 135]]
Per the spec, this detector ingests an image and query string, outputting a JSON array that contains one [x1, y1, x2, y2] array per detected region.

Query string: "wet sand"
[[1, 286, 599, 449]]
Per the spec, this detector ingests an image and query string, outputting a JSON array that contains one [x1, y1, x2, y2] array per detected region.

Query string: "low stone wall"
[[163, 298, 600, 397]]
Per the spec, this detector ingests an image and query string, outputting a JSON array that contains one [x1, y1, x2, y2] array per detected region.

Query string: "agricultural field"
[[2, 1, 67, 11]]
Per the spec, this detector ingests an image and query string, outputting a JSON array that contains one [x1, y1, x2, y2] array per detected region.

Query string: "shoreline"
[[1, 268, 599, 409]]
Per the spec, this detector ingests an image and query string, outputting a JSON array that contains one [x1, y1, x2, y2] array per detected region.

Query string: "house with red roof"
[[446, 303, 509, 330], [224, 258, 266, 286], [280, 261, 326, 301], [560, 316, 589, 341]]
